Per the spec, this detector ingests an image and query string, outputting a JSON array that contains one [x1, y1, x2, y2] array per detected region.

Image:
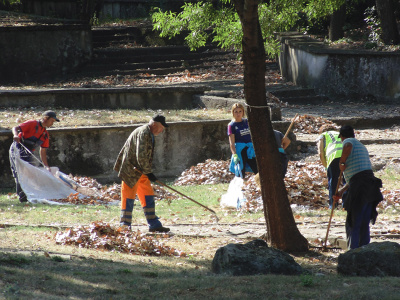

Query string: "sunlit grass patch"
[[0, 107, 232, 129]]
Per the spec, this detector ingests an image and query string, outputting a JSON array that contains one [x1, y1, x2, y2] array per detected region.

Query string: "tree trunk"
[[80, 0, 97, 23], [329, 4, 346, 41], [375, 0, 400, 45], [233, 0, 308, 253]]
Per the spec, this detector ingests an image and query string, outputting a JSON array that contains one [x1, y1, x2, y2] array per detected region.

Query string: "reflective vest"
[[323, 131, 343, 167]]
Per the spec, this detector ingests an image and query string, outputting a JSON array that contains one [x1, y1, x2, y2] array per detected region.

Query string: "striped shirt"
[[343, 138, 372, 182]]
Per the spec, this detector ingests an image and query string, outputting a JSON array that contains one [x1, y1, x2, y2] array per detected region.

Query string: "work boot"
[[119, 224, 131, 231], [19, 194, 28, 203], [16, 184, 27, 203], [149, 226, 170, 233]]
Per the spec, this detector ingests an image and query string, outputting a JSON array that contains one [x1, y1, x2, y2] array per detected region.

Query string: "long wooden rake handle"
[[283, 113, 299, 140], [323, 170, 343, 249], [156, 180, 220, 222]]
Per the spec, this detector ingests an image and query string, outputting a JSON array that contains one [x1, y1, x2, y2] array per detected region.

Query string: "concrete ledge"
[[278, 32, 400, 102], [0, 120, 292, 188], [193, 95, 282, 121], [332, 116, 400, 129], [0, 86, 210, 109]]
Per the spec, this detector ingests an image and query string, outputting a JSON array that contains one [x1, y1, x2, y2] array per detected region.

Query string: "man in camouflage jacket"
[[114, 114, 170, 232]]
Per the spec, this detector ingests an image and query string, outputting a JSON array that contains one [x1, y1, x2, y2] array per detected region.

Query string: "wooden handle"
[[283, 113, 298, 140], [323, 170, 343, 249], [156, 180, 219, 221]]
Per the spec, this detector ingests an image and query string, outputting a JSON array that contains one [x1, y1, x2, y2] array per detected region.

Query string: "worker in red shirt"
[[10, 110, 60, 202]]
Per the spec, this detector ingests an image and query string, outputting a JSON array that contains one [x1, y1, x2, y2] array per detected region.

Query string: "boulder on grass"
[[337, 242, 400, 276], [211, 239, 303, 276]]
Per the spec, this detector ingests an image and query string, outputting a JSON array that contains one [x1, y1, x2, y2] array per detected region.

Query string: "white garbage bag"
[[220, 177, 246, 209], [9, 143, 85, 205]]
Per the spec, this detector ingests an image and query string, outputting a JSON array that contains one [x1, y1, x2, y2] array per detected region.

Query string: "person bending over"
[[10, 110, 59, 202]]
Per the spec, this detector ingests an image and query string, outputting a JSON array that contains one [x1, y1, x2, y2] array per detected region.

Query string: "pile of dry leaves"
[[238, 161, 328, 212], [173, 159, 328, 210], [174, 159, 234, 185], [172, 159, 400, 212], [53, 176, 119, 205], [294, 115, 339, 134], [380, 189, 400, 211], [55, 221, 184, 256], [53, 175, 177, 205]]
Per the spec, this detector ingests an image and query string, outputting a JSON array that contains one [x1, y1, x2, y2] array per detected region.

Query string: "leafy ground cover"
[[0, 107, 232, 129], [1, 173, 400, 299]]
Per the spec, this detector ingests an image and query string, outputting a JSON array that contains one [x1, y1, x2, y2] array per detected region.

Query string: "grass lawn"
[[1, 177, 400, 299], [0, 107, 233, 129]]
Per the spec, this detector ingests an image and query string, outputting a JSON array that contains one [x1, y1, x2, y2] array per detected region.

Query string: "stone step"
[[266, 86, 333, 104], [82, 26, 233, 79], [265, 61, 280, 70], [75, 63, 218, 77], [91, 26, 210, 48], [91, 50, 231, 65], [0, 86, 210, 109], [296, 132, 400, 144], [332, 116, 400, 129], [92, 26, 146, 37], [268, 87, 317, 98], [84, 56, 231, 74], [279, 95, 332, 105], [93, 45, 220, 58]]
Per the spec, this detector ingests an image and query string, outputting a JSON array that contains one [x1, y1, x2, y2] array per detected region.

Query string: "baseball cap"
[[152, 114, 168, 127], [43, 110, 60, 122]]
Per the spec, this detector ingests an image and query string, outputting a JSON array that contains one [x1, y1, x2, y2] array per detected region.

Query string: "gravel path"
[[129, 219, 400, 250]]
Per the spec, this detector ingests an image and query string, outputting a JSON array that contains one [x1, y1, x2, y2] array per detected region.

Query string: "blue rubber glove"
[[233, 154, 240, 164]]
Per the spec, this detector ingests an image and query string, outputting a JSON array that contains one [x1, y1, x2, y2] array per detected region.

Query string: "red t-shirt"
[[18, 120, 49, 149]]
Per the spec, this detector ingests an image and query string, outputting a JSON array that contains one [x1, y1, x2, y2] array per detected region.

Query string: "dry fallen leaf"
[[55, 221, 185, 257]]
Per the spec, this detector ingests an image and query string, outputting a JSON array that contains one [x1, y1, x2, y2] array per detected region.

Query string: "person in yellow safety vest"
[[317, 124, 345, 209]]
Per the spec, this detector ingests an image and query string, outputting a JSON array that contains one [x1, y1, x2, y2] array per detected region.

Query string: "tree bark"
[[232, 0, 308, 253], [375, 0, 400, 45], [329, 4, 346, 41], [80, 0, 97, 23]]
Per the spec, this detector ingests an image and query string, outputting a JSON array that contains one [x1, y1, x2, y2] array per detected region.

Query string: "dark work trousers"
[[9, 143, 33, 202], [327, 157, 344, 208], [346, 202, 372, 249], [240, 147, 258, 178], [279, 153, 288, 178]]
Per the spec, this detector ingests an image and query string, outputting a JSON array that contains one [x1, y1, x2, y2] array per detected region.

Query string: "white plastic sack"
[[220, 177, 246, 209], [10, 143, 82, 205]]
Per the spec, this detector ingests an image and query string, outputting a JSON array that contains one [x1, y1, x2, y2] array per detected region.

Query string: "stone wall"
[[0, 86, 209, 109], [101, 0, 187, 19], [0, 24, 92, 83], [0, 120, 293, 188], [20, 0, 80, 19], [19, 0, 193, 20], [278, 33, 400, 103]]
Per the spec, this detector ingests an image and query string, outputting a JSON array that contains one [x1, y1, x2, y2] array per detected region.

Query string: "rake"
[[323, 170, 343, 251]]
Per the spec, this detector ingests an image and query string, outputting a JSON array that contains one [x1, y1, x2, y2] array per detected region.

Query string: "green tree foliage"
[[1, 0, 20, 5], [152, 0, 346, 56], [304, 0, 346, 18]]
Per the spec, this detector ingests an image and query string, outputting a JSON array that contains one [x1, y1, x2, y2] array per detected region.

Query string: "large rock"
[[212, 239, 303, 276], [337, 242, 400, 276]]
